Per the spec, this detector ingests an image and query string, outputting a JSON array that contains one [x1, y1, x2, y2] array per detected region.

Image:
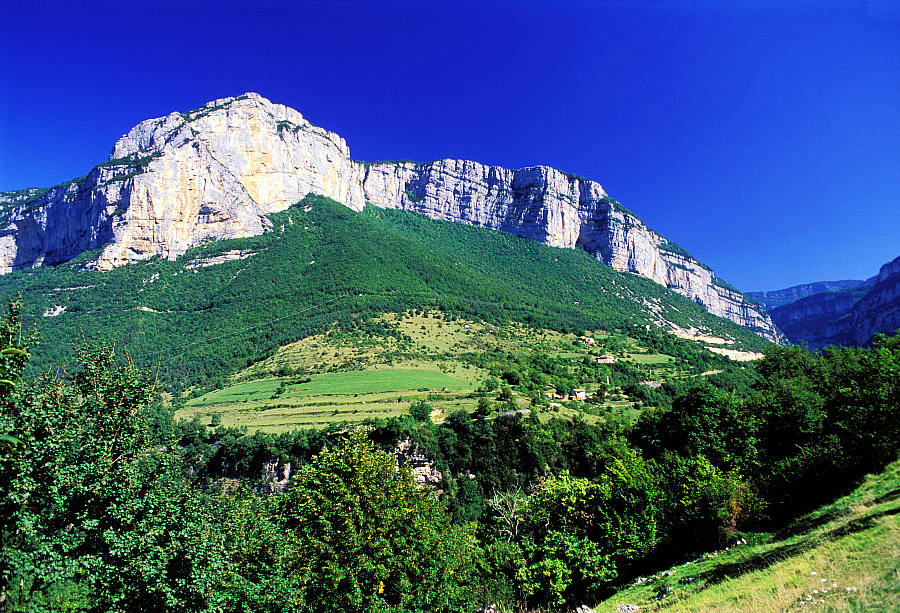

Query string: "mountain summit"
[[0, 93, 778, 340]]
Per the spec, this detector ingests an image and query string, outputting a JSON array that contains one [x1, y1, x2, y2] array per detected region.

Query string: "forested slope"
[[0, 194, 765, 393]]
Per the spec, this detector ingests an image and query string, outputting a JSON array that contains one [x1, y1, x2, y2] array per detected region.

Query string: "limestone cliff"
[[361, 159, 776, 339], [0, 93, 778, 340], [0, 93, 365, 272]]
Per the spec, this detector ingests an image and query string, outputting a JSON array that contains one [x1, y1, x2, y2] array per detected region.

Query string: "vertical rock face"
[[850, 256, 900, 345], [394, 439, 443, 490], [0, 93, 365, 272], [361, 159, 776, 339], [0, 93, 778, 340]]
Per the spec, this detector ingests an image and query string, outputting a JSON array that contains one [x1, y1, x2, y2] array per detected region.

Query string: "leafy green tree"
[[277, 430, 476, 612], [506, 446, 659, 608], [746, 341, 900, 524], [409, 399, 432, 422], [653, 452, 746, 553], [748, 344, 827, 467], [822, 341, 900, 473], [475, 396, 493, 417], [0, 299, 228, 611], [631, 383, 757, 472], [223, 487, 307, 612]]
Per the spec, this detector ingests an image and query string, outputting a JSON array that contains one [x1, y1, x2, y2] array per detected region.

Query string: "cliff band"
[[769, 255, 900, 348], [0, 93, 779, 341]]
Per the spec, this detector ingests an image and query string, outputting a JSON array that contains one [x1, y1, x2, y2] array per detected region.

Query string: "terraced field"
[[177, 363, 481, 431], [175, 312, 747, 433]]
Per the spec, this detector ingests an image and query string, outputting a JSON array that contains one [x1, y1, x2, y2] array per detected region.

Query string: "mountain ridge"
[[0, 194, 769, 392], [0, 92, 779, 341], [747, 279, 874, 311], [768, 255, 900, 348]]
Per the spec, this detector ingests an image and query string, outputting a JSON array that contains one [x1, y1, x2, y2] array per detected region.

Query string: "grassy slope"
[[599, 458, 900, 612]]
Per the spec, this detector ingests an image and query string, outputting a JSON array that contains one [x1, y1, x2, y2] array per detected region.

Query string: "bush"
[[276, 430, 477, 611], [409, 399, 432, 422]]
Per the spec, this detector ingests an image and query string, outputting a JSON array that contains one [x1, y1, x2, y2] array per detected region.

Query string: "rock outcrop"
[[0, 93, 779, 340], [848, 256, 900, 345], [394, 439, 443, 490]]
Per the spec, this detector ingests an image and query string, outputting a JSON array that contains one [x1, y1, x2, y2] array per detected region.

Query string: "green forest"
[[1, 195, 898, 611], [3, 297, 899, 611]]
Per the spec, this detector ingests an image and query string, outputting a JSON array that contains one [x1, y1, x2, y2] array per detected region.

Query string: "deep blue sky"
[[1, 0, 898, 292]]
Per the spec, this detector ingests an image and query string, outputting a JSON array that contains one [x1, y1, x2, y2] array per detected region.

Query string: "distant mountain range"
[[0, 93, 778, 341], [747, 279, 876, 311], [755, 256, 900, 348]]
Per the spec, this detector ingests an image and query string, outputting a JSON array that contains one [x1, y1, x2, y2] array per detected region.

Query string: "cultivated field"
[[176, 312, 742, 433], [178, 363, 480, 431]]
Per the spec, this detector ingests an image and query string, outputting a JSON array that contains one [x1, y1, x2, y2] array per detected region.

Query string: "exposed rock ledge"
[[0, 93, 779, 341]]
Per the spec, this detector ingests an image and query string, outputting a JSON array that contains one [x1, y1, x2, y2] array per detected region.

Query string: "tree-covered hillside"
[[0, 194, 766, 393], [2, 294, 897, 612]]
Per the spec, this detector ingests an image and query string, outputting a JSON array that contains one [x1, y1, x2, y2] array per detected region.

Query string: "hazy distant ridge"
[[767, 256, 900, 348], [748, 279, 873, 311]]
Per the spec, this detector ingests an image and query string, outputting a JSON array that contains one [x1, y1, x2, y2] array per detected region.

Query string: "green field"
[[189, 367, 471, 404], [175, 312, 754, 433], [178, 363, 481, 431]]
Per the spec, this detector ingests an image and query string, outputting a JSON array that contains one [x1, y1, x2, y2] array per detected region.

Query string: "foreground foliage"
[[0, 301, 478, 612], [600, 456, 900, 612], [1, 285, 898, 610]]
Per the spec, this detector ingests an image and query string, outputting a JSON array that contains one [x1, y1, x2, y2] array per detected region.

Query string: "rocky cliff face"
[[394, 439, 443, 491], [849, 256, 900, 345], [361, 159, 776, 339], [769, 255, 900, 348], [0, 93, 778, 340], [0, 93, 365, 272]]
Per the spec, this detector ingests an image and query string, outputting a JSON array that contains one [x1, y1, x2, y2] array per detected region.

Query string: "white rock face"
[[0, 93, 779, 340], [0, 93, 365, 272], [361, 159, 778, 339]]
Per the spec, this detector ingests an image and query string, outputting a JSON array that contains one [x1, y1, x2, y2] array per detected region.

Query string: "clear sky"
[[1, 0, 898, 292]]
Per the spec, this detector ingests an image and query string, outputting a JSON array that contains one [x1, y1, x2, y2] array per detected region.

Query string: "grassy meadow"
[[179, 364, 480, 431]]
